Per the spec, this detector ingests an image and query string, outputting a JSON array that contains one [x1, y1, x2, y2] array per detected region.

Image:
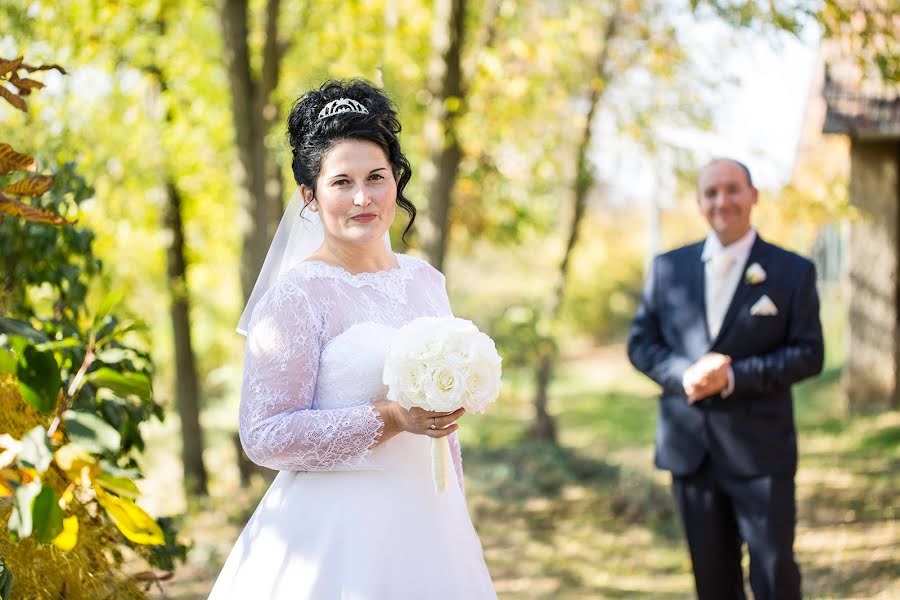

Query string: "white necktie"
[[706, 252, 736, 338]]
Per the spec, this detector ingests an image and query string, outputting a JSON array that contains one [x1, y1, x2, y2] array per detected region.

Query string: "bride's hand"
[[374, 401, 464, 442]]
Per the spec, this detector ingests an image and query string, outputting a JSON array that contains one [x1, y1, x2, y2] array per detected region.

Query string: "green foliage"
[[692, 0, 898, 83], [144, 516, 190, 572], [0, 557, 12, 600], [62, 410, 122, 455], [15, 346, 61, 415], [30, 485, 64, 543], [0, 207, 176, 563], [0, 162, 99, 324], [6, 482, 41, 541], [487, 305, 557, 371], [17, 425, 53, 472], [0, 46, 184, 594], [560, 247, 645, 343]]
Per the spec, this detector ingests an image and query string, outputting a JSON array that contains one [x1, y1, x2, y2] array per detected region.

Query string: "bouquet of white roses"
[[382, 316, 502, 492]]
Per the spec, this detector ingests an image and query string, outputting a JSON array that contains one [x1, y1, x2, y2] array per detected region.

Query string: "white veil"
[[236, 190, 392, 335]]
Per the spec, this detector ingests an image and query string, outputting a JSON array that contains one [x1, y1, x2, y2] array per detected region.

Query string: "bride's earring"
[[308, 201, 318, 213]]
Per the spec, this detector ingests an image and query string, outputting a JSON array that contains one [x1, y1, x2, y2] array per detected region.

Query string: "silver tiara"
[[317, 98, 370, 120]]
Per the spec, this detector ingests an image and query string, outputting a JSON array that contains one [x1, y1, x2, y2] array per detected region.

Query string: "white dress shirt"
[[700, 227, 756, 397]]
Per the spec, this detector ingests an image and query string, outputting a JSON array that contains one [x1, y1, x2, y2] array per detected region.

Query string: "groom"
[[627, 159, 824, 599]]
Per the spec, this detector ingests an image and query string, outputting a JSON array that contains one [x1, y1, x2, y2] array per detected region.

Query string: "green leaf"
[[5, 335, 27, 357], [0, 318, 48, 343], [0, 348, 15, 375], [94, 472, 140, 499], [92, 290, 123, 329], [0, 556, 14, 600], [7, 480, 41, 541], [31, 485, 64, 543], [17, 345, 61, 415], [95, 347, 133, 364], [84, 368, 151, 402], [34, 338, 81, 352], [17, 426, 52, 473], [146, 516, 189, 571], [63, 411, 122, 454], [99, 460, 140, 480]]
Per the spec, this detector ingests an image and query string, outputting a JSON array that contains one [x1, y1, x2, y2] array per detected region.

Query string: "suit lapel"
[[710, 235, 768, 348], [691, 244, 711, 344]]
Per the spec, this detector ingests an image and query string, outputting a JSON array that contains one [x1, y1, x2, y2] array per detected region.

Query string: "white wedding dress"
[[209, 253, 497, 600]]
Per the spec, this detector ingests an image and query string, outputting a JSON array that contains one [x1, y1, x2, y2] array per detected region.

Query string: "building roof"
[[823, 69, 900, 139]]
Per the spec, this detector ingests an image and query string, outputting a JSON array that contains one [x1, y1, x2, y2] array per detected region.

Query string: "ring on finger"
[[429, 417, 437, 430]]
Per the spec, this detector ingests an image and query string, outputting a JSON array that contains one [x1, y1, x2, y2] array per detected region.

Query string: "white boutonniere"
[[745, 262, 766, 285]]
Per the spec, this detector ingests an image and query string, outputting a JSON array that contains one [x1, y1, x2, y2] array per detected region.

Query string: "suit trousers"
[[671, 460, 802, 600]]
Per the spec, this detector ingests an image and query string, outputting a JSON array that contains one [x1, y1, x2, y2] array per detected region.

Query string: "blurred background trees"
[[0, 0, 888, 497]]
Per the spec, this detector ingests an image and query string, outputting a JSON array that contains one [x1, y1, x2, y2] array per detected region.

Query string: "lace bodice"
[[239, 253, 465, 490]]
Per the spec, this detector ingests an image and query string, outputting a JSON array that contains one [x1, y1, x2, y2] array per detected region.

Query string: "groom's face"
[[697, 160, 758, 246]]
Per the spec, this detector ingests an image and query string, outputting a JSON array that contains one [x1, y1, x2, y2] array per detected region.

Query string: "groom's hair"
[[701, 158, 755, 189], [287, 79, 416, 243]]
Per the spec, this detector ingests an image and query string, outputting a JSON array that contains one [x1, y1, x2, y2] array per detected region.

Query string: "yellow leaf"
[[3, 175, 53, 197], [54, 444, 97, 482], [95, 486, 164, 545], [0, 192, 74, 226], [0, 143, 36, 174], [0, 467, 20, 496], [52, 515, 78, 551], [59, 485, 74, 508]]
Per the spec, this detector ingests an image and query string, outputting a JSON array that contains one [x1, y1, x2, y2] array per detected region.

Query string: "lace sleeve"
[[239, 278, 383, 472]]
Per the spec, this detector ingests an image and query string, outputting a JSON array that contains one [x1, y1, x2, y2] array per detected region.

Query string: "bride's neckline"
[[301, 252, 406, 279]]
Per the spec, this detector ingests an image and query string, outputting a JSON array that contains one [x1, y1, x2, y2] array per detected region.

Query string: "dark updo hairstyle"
[[287, 79, 416, 242]]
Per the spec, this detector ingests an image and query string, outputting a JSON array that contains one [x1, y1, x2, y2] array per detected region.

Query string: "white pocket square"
[[750, 294, 778, 316]]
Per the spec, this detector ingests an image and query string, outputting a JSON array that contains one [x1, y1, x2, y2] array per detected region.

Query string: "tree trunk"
[[420, 0, 466, 271], [530, 8, 620, 443], [219, 0, 286, 303], [163, 180, 209, 496], [149, 6, 210, 497], [532, 347, 557, 442]]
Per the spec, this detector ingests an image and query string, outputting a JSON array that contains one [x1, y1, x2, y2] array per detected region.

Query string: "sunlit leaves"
[[94, 486, 165, 545], [7, 480, 41, 540], [0, 435, 21, 470], [3, 174, 54, 197], [84, 367, 152, 402], [0, 192, 74, 225], [52, 515, 79, 551], [17, 426, 53, 473], [0, 143, 35, 175], [62, 410, 122, 455], [0, 55, 66, 112], [0, 348, 15, 374], [54, 444, 98, 488], [0, 142, 71, 226], [94, 472, 140, 499]]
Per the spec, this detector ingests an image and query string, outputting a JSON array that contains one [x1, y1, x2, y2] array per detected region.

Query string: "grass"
[[142, 339, 899, 599]]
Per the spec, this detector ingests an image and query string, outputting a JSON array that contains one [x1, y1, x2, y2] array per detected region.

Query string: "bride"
[[208, 79, 497, 599]]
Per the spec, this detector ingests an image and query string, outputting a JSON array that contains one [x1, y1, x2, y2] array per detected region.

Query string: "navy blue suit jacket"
[[627, 235, 824, 478]]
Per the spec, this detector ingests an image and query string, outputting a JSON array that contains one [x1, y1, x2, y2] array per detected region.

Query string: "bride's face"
[[305, 139, 397, 248]]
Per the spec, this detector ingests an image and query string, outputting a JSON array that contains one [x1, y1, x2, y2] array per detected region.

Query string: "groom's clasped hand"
[[681, 351, 731, 403]]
